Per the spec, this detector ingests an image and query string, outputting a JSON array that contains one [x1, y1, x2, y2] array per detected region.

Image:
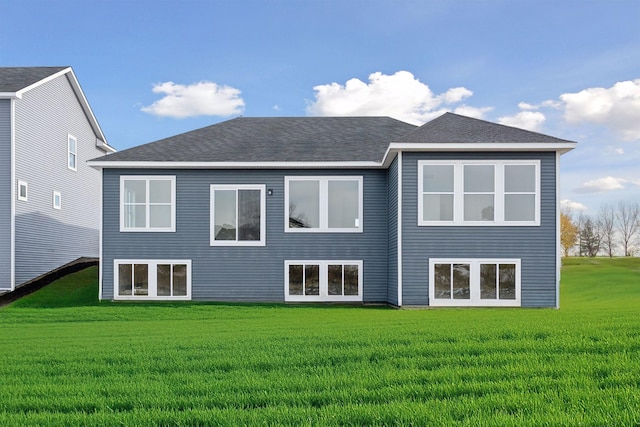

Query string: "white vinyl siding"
[[418, 160, 540, 226]]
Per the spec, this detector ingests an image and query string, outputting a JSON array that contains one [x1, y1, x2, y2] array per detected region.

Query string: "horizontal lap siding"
[[0, 100, 11, 289], [386, 157, 398, 306], [102, 169, 389, 302], [14, 75, 103, 285], [401, 152, 557, 307]]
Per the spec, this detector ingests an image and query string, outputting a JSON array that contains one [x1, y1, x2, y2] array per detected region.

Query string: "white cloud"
[[574, 176, 628, 193], [141, 81, 245, 118], [561, 199, 588, 212], [604, 146, 624, 155], [560, 79, 640, 141], [497, 111, 546, 132], [306, 71, 487, 125]]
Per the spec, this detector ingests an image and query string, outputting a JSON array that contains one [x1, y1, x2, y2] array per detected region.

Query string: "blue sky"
[[2, 0, 639, 213]]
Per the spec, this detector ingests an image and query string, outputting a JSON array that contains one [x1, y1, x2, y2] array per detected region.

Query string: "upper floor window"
[[418, 160, 540, 226], [68, 135, 77, 171], [120, 176, 176, 232], [17, 180, 28, 201], [285, 176, 363, 232], [210, 184, 266, 246], [53, 191, 61, 210]]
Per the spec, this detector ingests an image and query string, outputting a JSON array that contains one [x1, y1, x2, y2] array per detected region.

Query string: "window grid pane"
[[214, 190, 237, 241], [304, 265, 320, 296], [157, 264, 171, 296], [289, 265, 303, 295], [328, 180, 359, 229], [434, 264, 451, 299], [328, 265, 343, 296], [238, 190, 261, 241], [422, 165, 454, 222], [289, 180, 320, 229], [118, 264, 132, 296], [173, 264, 188, 296], [133, 264, 148, 296], [499, 264, 516, 300], [452, 264, 470, 299], [480, 264, 497, 299], [344, 265, 359, 296]]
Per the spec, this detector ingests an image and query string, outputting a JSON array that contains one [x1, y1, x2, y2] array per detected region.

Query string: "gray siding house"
[[90, 113, 575, 307], [0, 67, 114, 291]]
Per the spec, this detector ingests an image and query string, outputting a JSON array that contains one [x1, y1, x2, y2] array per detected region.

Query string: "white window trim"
[[418, 160, 540, 226], [120, 175, 176, 232], [284, 176, 364, 233], [17, 180, 28, 201], [284, 260, 363, 302], [210, 184, 266, 246], [53, 191, 61, 210], [68, 134, 77, 171], [113, 259, 192, 301], [429, 258, 521, 307]]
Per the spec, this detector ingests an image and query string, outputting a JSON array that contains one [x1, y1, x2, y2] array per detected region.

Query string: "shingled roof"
[[404, 112, 575, 144], [94, 116, 417, 163], [91, 112, 576, 166], [0, 67, 69, 93]]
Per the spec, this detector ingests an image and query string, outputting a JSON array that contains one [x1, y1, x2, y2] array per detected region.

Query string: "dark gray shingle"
[[96, 117, 418, 163], [402, 112, 576, 144], [0, 67, 69, 93]]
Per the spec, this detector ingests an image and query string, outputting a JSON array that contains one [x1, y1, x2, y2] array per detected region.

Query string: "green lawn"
[[1, 259, 639, 426]]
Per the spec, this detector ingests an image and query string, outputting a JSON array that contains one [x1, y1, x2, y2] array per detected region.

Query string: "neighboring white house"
[[0, 67, 115, 291]]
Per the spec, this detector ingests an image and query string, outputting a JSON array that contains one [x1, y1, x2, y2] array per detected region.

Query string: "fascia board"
[[88, 160, 383, 169], [14, 67, 71, 97], [64, 69, 113, 151]]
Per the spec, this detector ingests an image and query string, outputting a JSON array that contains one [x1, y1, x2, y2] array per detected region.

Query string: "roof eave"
[[381, 141, 577, 167], [88, 160, 383, 170], [0, 92, 20, 99]]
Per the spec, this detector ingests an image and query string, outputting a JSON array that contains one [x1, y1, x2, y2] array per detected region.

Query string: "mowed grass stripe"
[[0, 259, 639, 426]]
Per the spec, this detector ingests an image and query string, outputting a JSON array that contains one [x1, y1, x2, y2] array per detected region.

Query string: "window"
[[17, 180, 28, 201], [285, 260, 362, 302], [68, 134, 77, 171], [419, 161, 539, 226], [114, 260, 191, 300], [429, 259, 521, 306], [53, 191, 61, 210], [120, 176, 176, 232], [210, 185, 266, 246], [285, 176, 363, 232]]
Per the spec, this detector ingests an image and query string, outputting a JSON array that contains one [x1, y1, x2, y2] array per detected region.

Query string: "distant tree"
[[580, 217, 602, 257], [575, 213, 586, 257], [616, 201, 640, 256], [598, 204, 617, 257], [560, 211, 578, 257]]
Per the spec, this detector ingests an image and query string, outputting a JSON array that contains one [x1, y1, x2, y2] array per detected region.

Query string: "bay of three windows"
[[419, 160, 540, 226]]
